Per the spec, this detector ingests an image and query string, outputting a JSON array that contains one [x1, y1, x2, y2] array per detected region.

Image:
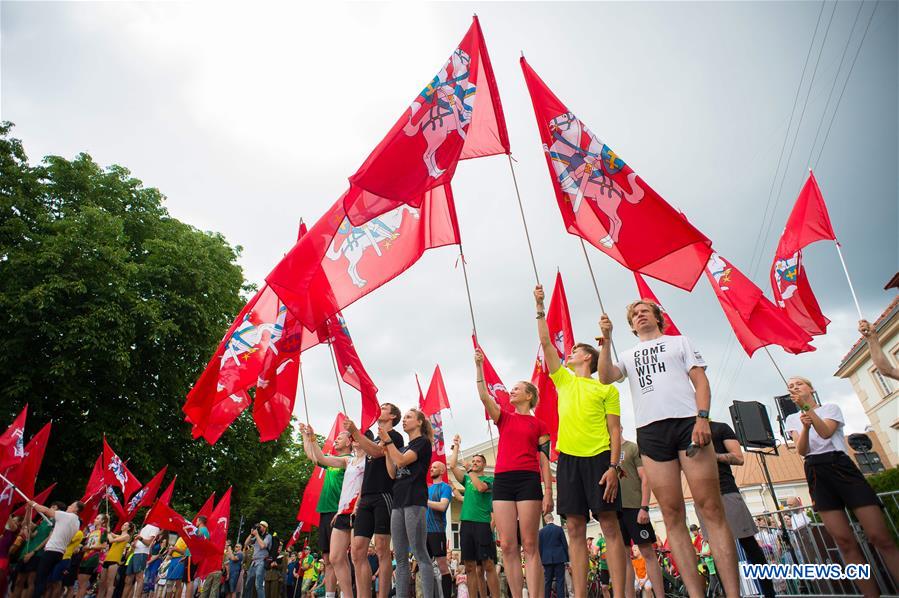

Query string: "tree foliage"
[[0, 122, 312, 521]]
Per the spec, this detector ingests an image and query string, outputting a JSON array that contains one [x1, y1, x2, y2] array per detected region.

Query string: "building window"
[[451, 522, 460, 550], [870, 366, 894, 398]]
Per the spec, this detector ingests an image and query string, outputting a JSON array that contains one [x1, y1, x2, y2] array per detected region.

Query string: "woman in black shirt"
[[381, 408, 434, 598]]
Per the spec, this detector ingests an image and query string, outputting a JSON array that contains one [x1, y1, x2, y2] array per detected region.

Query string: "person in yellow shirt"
[[535, 285, 626, 598], [98, 522, 132, 598]]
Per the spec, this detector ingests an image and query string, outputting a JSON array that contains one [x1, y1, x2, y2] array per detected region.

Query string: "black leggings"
[[739, 536, 775, 598]]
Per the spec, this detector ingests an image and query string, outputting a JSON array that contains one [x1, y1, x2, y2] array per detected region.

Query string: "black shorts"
[[21, 555, 41, 573], [636, 417, 694, 462], [804, 451, 882, 512], [618, 508, 657, 546], [354, 493, 393, 539], [599, 569, 610, 586], [459, 521, 495, 563], [556, 451, 620, 519], [333, 514, 352, 531], [318, 511, 337, 553], [426, 532, 447, 558], [492, 471, 542, 502]]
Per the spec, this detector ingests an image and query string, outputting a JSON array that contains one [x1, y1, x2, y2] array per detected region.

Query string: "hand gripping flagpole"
[[0, 472, 51, 523], [834, 241, 864, 320], [507, 154, 540, 285], [326, 339, 349, 417], [578, 239, 619, 362]]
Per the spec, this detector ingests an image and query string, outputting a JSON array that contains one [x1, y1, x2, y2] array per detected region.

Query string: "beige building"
[[834, 293, 899, 469]]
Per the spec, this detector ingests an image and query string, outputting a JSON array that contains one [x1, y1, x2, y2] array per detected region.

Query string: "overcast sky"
[[3, 1, 897, 453]]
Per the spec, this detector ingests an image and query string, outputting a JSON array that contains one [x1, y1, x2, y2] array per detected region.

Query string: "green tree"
[[0, 122, 308, 516]]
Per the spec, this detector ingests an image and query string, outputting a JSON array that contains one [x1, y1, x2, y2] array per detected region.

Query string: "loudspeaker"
[[775, 394, 798, 419], [729, 400, 776, 449]]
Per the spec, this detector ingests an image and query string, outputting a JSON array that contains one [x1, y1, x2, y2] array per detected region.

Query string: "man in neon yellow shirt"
[[535, 285, 626, 598]]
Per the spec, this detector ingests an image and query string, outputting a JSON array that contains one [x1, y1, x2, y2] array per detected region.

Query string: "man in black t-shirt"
[[696, 422, 775, 598], [345, 404, 404, 598]]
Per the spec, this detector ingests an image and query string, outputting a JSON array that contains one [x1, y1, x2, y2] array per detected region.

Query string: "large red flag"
[[421, 366, 451, 417], [295, 413, 346, 531], [0, 406, 27, 471], [472, 337, 511, 418], [530, 272, 574, 460], [15, 423, 50, 499], [266, 185, 460, 334], [521, 58, 712, 291], [634, 273, 682, 336], [78, 456, 105, 526], [325, 313, 380, 432], [706, 252, 815, 356], [197, 488, 232, 578], [770, 171, 835, 336], [102, 438, 142, 501], [123, 466, 168, 520], [346, 16, 509, 223]]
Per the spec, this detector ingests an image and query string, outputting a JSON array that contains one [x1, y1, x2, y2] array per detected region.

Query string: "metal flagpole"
[[327, 339, 349, 416], [834, 242, 864, 319], [458, 249, 479, 340], [578, 238, 619, 362], [0, 472, 51, 523], [298, 361, 311, 425], [506, 155, 540, 285], [763, 347, 789, 387]]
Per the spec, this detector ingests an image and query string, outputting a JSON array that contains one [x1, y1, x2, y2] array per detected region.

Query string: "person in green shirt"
[[299, 424, 352, 598], [14, 511, 55, 598], [535, 285, 626, 598], [449, 435, 499, 598]]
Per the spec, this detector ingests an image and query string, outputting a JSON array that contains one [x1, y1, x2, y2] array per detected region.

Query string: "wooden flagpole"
[[327, 339, 349, 416], [506, 154, 540, 285], [763, 347, 790, 387], [298, 361, 311, 425], [834, 242, 864, 319], [579, 239, 619, 362]]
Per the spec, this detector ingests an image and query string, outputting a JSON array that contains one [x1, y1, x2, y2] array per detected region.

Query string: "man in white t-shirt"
[[122, 522, 160, 598], [598, 300, 739, 598], [30, 500, 83, 598]]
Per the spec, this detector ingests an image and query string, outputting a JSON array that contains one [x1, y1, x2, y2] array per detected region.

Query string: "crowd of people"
[[2, 292, 897, 598]]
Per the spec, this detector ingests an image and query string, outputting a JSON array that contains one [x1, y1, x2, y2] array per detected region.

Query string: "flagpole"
[[763, 347, 789, 387], [578, 239, 619, 362], [506, 155, 540, 285], [0, 472, 51, 523], [326, 340, 349, 416], [458, 249, 479, 340], [834, 242, 864, 319], [298, 361, 311, 425]]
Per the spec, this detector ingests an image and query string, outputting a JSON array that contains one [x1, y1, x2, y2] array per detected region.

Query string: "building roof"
[[836, 294, 899, 376], [885, 272, 899, 290]]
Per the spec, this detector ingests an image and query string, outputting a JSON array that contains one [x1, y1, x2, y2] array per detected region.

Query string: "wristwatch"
[[697, 410, 710, 419], [640, 506, 650, 512]]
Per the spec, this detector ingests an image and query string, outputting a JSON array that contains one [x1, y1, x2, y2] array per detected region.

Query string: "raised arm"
[[597, 315, 623, 383], [475, 349, 501, 422], [301, 425, 349, 469], [860, 319, 899, 380], [344, 419, 386, 458], [448, 434, 466, 484], [535, 285, 562, 374]]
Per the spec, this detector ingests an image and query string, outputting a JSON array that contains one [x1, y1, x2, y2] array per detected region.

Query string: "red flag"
[[706, 252, 815, 356], [13, 483, 56, 519], [158, 475, 177, 506], [0, 405, 27, 470], [266, 185, 460, 334], [102, 438, 142, 501], [346, 16, 509, 223], [105, 486, 128, 521], [521, 58, 712, 291], [194, 492, 216, 523], [295, 413, 346, 530], [634, 273, 682, 336], [472, 337, 511, 418], [325, 314, 380, 432], [421, 366, 451, 417], [770, 171, 835, 336], [286, 523, 303, 551], [16, 423, 50, 498], [78, 456, 105, 526], [144, 501, 218, 563], [428, 411, 450, 484], [124, 466, 168, 518], [530, 272, 574, 460], [197, 488, 232, 578]]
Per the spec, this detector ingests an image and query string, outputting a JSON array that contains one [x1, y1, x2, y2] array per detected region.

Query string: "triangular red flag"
[[472, 336, 511, 418], [421, 366, 451, 417], [634, 273, 681, 336], [531, 271, 574, 460], [144, 501, 218, 563], [158, 475, 177, 506], [102, 438, 142, 501], [118, 466, 168, 528], [770, 171, 835, 336], [197, 487, 232, 578], [0, 405, 27, 471], [194, 492, 216, 524], [418, 374, 449, 483], [325, 313, 380, 432], [521, 57, 712, 291], [346, 16, 509, 222], [706, 252, 815, 356], [16, 423, 50, 498]]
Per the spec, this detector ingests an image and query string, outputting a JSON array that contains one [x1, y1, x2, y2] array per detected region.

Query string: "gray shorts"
[[697, 492, 758, 539]]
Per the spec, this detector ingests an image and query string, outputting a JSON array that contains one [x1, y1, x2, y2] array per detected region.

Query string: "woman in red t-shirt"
[[475, 348, 554, 598]]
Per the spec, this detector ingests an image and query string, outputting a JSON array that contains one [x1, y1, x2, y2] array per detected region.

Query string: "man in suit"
[[539, 513, 569, 598]]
